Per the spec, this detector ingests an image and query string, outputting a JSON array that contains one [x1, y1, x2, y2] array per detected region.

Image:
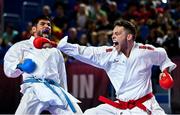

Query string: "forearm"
[[60, 42, 80, 57], [4, 58, 23, 78], [57, 36, 108, 68]]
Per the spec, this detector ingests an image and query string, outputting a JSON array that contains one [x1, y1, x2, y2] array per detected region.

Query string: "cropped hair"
[[32, 15, 51, 26], [114, 19, 137, 40]]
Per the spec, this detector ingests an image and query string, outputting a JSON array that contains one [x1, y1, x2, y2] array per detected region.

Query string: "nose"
[[112, 34, 115, 40], [44, 24, 50, 28]]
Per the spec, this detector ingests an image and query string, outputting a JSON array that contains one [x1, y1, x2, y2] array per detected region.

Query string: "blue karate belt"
[[23, 77, 76, 113]]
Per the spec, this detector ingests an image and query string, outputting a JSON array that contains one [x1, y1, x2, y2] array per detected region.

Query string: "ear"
[[127, 34, 133, 40], [31, 26, 37, 33]]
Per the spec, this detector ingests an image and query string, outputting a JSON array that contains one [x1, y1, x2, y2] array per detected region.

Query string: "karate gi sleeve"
[[153, 47, 176, 72], [3, 43, 23, 78], [57, 37, 110, 69]]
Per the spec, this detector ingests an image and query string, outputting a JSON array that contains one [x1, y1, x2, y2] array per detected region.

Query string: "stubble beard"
[[37, 31, 51, 39]]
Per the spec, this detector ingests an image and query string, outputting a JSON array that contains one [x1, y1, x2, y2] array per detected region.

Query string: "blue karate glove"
[[17, 58, 37, 73]]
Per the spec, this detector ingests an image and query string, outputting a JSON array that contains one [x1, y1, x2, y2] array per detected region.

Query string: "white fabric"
[[57, 36, 176, 114], [15, 87, 82, 115], [4, 36, 82, 114]]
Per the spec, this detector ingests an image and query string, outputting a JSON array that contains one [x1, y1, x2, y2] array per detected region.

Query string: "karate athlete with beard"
[[3, 15, 82, 115], [57, 19, 176, 115]]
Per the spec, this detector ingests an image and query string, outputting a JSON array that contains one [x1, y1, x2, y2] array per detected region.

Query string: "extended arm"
[[57, 36, 111, 69], [150, 47, 176, 90]]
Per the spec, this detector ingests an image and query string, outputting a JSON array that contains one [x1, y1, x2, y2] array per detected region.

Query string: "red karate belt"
[[99, 92, 153, 115]]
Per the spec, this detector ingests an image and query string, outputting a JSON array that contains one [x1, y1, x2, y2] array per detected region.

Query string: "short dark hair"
[[32, 15, 51, 26], [114, 19, 137, 39]]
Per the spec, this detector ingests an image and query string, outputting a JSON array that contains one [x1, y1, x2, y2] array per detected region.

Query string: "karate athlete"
[[57, 19, 176, 115], [3, 15, 82, 115]]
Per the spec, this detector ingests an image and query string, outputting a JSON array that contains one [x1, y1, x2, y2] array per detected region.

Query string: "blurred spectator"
[[88, 1, 107, 21], [51, 23, 63, 42], [138, 3, 152, 22], [85, 19, 97, 43], [97, 30, 111, 46], [107, 1, 122, 25], [42, 5, 52, 19], [67, 27, 79, 44], [169, 0, 180, 21], [96, 11, 112, 31], [2, 23, 19, 46], [79, 33, 90, 46], [89, 31, 98, 46], [52, 3, 68, 32], [0, 37, 10, 64], [21, 22, 32, 40], [146, 29, 161, 47], [162, 29, 180, 57], [76, 3, 89, 31], [123, 3, 139, 20]]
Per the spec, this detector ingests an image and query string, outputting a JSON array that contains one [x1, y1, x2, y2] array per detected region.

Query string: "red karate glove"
[[33, 37, 57, 49], [159, 69, 174, 90]]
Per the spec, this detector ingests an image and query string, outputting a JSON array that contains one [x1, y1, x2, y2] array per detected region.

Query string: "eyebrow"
[[38, 21, 51, 25]]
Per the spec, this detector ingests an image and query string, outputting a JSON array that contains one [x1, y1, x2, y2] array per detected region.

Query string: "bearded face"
[[32, 19, 52, 39]]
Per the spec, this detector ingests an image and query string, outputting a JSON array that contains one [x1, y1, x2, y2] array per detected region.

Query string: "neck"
[[122, 41, 134, 57]]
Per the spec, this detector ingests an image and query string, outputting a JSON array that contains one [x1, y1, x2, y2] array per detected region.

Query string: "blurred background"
[[0, 0, 180, 114]]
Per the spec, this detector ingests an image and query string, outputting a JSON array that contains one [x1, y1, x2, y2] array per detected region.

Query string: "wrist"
[[17, 63, 23, 71]]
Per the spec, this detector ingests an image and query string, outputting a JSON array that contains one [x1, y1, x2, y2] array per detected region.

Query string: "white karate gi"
[[58, 37, 176, 115], [4, 36, 82, 115]]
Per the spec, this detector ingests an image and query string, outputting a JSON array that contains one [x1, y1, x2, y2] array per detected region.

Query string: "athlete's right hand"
[[57, 36, 68, 50], [33, 37, 57, 49], [17, 58, 37, 73]]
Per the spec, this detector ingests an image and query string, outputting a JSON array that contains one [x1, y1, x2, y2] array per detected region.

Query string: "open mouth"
[[42, 29, 50, 34], [113, 41, 119, 46]]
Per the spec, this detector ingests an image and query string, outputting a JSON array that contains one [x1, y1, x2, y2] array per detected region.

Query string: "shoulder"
[[137, 43, 155, 51], [7, 40, 26, 50], [14, 39, 31, 45], [105, 47, 114, 52], [136, 43, 167, 54]]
